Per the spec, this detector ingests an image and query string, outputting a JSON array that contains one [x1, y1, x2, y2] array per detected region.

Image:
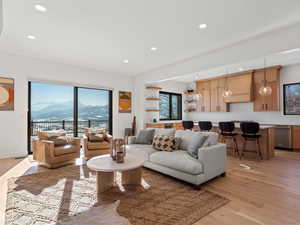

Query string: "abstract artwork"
[[284, 83, 300, 115], [0, 77, 14, 111], [119, 91, 131, 113]]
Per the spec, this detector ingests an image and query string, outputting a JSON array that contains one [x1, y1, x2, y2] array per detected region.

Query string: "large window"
[[28, 82, 112, 153], [159, 91, 182, 120]]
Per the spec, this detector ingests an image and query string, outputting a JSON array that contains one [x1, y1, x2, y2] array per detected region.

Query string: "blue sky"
[[31, 82, 109, 108]]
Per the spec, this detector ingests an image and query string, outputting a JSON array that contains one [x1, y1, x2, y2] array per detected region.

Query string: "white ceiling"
[[1, 0, 300, 76]]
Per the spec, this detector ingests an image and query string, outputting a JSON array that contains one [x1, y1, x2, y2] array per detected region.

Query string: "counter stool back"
[[219, 121, 239, 157], [240, 122, 262, 160], [182, 121, 194, 130], [198, 121, 213, 132]]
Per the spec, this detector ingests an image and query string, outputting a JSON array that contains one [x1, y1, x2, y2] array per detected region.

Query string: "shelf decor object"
[[0, 77, 14, 111], [259, 59, 272, 97], [183, 90, 200, 113]]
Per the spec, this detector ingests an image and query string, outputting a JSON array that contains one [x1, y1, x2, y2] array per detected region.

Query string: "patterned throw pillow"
[[152, 135, 177, 152]]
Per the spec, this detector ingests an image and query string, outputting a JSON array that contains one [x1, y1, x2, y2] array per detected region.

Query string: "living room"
[[1, 1, 300, 225]]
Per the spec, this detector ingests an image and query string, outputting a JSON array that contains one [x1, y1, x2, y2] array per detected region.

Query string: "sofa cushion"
[[54, 144, 77, 156], [202, 132, 219, 147], [152, 135, 177, 152], [152, 128, 176, 137], [149, 150, 203, 175], [135, 129, 155, 144], [87, 141, 110, 150], [187, 133, 208, 159], [126, 144, 157, 160]]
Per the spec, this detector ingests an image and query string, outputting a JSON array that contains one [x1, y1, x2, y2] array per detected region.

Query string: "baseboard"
[[0, 152, 28, 159]]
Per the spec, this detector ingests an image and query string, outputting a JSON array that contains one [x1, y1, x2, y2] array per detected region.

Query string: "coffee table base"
[[96, 168, 142, 195], [122, 167, 142, 185]]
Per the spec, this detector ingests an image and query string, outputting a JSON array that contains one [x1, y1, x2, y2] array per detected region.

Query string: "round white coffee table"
[[87, 154, 145, 195]]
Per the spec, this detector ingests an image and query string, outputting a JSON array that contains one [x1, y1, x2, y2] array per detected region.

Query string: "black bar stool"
[[240, 122, 262, 160], [182, 121, 194, 130], [198, 121, 213, 132], [219, 122, 239, 157]]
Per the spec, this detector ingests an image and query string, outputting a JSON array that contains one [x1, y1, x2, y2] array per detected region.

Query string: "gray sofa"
[[127, 128, 227, 186]]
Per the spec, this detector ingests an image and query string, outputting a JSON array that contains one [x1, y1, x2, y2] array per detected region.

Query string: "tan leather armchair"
[[83, 130, 112, 159], [32, 131, 81, 168]]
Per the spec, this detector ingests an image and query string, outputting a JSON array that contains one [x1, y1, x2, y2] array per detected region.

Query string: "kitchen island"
[[145, 121, 275, 160]]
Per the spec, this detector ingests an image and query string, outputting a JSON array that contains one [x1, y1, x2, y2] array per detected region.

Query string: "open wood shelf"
[[145, 109, 160, 112], [183, 91, 198, 95], [184, 109, 196, 112], [146, 86, 162, 90], [184, 100, 197, 104], [145, 97, 160, 101]]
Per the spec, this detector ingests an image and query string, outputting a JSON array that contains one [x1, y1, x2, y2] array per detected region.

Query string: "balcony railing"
[[30, 120, 109, 136]]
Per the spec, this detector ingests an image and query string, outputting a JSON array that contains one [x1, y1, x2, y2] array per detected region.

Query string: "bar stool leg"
[[256, 138, 262, 160], [240, 138, 246, 160], [233, 137, 239, 158]]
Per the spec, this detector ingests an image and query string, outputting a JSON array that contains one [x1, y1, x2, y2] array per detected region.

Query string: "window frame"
[[159, 91, 182, 121]]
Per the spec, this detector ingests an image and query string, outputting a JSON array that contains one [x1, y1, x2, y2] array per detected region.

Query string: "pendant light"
[[259, 58, 272, 96], [223, 69, 232, 98]]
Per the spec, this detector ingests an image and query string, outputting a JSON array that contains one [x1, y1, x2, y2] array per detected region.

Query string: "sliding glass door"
[[77, 87, 112, 135], [28, 82, 112, 154]]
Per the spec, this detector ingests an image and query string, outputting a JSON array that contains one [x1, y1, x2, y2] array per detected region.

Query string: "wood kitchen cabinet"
[[224, 72, 253, 103], [210, 78, 229, 112], [253, 66, 281, 112], [292, 126, 300, 150], [196, 80, 211, 112]]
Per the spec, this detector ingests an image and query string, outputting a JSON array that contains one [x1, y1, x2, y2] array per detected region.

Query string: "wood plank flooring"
[[1, 151, 300, 225]]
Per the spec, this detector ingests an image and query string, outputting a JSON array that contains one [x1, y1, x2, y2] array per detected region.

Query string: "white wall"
[[0, 52, 134, 158], [184, 64, 300, 124], [0, 0, 2, 35]]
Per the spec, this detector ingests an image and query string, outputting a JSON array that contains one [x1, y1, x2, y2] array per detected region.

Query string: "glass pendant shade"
[[222, 89, 232, 98], [195, 93, 202, 101], [259, 85, 272, 96]]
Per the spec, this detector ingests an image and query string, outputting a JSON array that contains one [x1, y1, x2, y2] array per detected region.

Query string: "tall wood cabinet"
[[210, 78, 228, 112], [196, 79, 228, 112], [253, 66, 281, 112], [196, 80, 211, 112]]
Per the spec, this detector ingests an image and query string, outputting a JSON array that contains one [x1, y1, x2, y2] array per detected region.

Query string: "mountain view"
[[31, 101, 109, 121]]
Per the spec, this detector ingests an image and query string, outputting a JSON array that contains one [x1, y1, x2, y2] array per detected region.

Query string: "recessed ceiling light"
[[150, 47, 157, 51], [35, 4, 47, 12], [123, 59, 129, 64], [198, 24, 207, 29], [27, 35, 36, 40]]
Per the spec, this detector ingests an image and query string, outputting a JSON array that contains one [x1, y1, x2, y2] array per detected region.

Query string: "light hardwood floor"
[[1, 151, 300, 225]]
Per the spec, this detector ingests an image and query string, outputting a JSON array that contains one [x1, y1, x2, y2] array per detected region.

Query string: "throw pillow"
[[175, 130, 194, 150], [187, 133, 208, 159], [88, 133, 105, 142], [202, 132, 219, 147], [49, 136, 68, 147], [152, 135, 177, 152], [135, 129, 155, 144]]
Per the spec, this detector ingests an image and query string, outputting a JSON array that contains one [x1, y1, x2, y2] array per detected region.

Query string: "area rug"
[[5, 165, 229, 225]]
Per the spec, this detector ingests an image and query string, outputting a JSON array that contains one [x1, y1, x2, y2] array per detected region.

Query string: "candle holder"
[[111, 139, 126, 163]]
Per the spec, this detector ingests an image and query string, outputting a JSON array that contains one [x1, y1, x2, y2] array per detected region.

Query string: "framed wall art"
[[283, 83, 300, 115], [119, 91, 132, 113], [0, 77, 14, 111]]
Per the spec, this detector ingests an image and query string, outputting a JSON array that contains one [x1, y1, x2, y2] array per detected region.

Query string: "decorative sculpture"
[[111, 139, 126, 163]]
